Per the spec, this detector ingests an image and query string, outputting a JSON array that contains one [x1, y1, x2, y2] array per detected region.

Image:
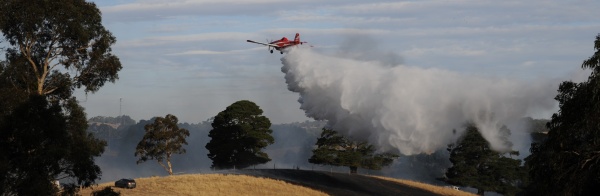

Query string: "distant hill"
[[87, 115, 137, 141], [89, 115, 136, 126]]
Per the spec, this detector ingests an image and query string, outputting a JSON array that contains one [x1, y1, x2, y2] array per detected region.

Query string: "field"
[[79, 173, 327, 196], [369, 176, 477, 196], [79, 170, 477, 196]]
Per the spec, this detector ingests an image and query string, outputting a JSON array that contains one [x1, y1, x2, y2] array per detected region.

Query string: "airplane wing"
[[247, 40, 279, 48]]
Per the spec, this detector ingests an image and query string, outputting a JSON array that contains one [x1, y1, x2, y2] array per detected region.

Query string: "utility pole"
[[119, 97, 122, 117]]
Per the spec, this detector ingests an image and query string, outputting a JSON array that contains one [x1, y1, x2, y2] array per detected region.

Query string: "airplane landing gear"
[[280, 51, 283, 54], [270, 50, 273, 53]]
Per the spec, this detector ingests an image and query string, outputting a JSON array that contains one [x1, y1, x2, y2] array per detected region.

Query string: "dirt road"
[[235, 169, 439, 196]]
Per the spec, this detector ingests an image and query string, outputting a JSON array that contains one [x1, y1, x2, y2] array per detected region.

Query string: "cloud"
[[118, 32, 254, 47], [336, 1, 599, 26], [403, 46, 486, 57], [167, 47, 265, 55], [99, 0, 340, 22], [262, 28, 391, 36]]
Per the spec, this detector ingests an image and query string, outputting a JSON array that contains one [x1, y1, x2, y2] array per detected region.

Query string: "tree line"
[[134, 100, 398, 176], [2, 0, 600, 195], [441, 34, 600, 195]]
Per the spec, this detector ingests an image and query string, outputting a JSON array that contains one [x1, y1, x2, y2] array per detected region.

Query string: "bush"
[[91, 187, 121, 196]]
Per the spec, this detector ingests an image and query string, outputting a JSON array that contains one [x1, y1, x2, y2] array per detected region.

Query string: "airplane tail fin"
[[294, 33, 300, 43]]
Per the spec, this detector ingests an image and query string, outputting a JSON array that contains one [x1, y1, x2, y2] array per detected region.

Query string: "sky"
[[76, 0, 600, 124]]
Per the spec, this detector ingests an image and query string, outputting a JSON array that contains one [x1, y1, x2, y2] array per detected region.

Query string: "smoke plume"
[[281, 48, 557, 155]]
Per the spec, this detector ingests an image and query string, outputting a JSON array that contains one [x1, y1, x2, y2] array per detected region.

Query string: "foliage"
[[92, 186, 121, 196], [525, 34, 600, 196], [0, 0, 121, 97], [205, 100, 274, 169], [135, 114, 190, 175], [59, 183, 86, 196], [445, 124, 525, 196], [308, 128, 399, 173], [0, 96, 106, 195], [0, 0, 120, 194]]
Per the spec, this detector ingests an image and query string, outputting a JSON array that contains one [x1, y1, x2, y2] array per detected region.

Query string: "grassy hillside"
[[79, 174, 327, 196], [79, 172, 476, 196], [369, 176, 476, 196]]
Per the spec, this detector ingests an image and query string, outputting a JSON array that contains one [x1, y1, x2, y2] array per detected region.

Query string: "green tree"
[[91, 186, 121, 196], [445, 124, 525, 196], [525, 34, 600, 196], [135, 114, 190, 175], [0, 96, 106, 195], [205, 100, 274, 169], [308, 129, 398, 174], [0, 0, 121, 194], [0, 0, 121, 97]]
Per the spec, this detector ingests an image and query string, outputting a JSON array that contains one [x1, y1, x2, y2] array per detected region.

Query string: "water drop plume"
[[281, 48, 556, 155]]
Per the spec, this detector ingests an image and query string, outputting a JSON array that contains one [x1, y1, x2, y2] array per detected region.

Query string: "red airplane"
[[247, 33, 307, 54]]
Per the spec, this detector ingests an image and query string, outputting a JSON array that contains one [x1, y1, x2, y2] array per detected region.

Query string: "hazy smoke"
[[281, 48, 557, 155]]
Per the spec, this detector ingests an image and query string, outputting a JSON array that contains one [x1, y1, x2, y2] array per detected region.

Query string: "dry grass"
[[80, 172, 478, 196], [369, 176, 478, 196], [79, 174, 328, 196]]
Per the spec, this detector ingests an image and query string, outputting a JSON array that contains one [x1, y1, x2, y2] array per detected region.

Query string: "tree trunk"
[[350, 166, 358, 174], [477, 189, 484, 195], [167, 154, 173, 175]]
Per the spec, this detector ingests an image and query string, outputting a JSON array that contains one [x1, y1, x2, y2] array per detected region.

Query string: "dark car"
[[115, 178, 136, 189]]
